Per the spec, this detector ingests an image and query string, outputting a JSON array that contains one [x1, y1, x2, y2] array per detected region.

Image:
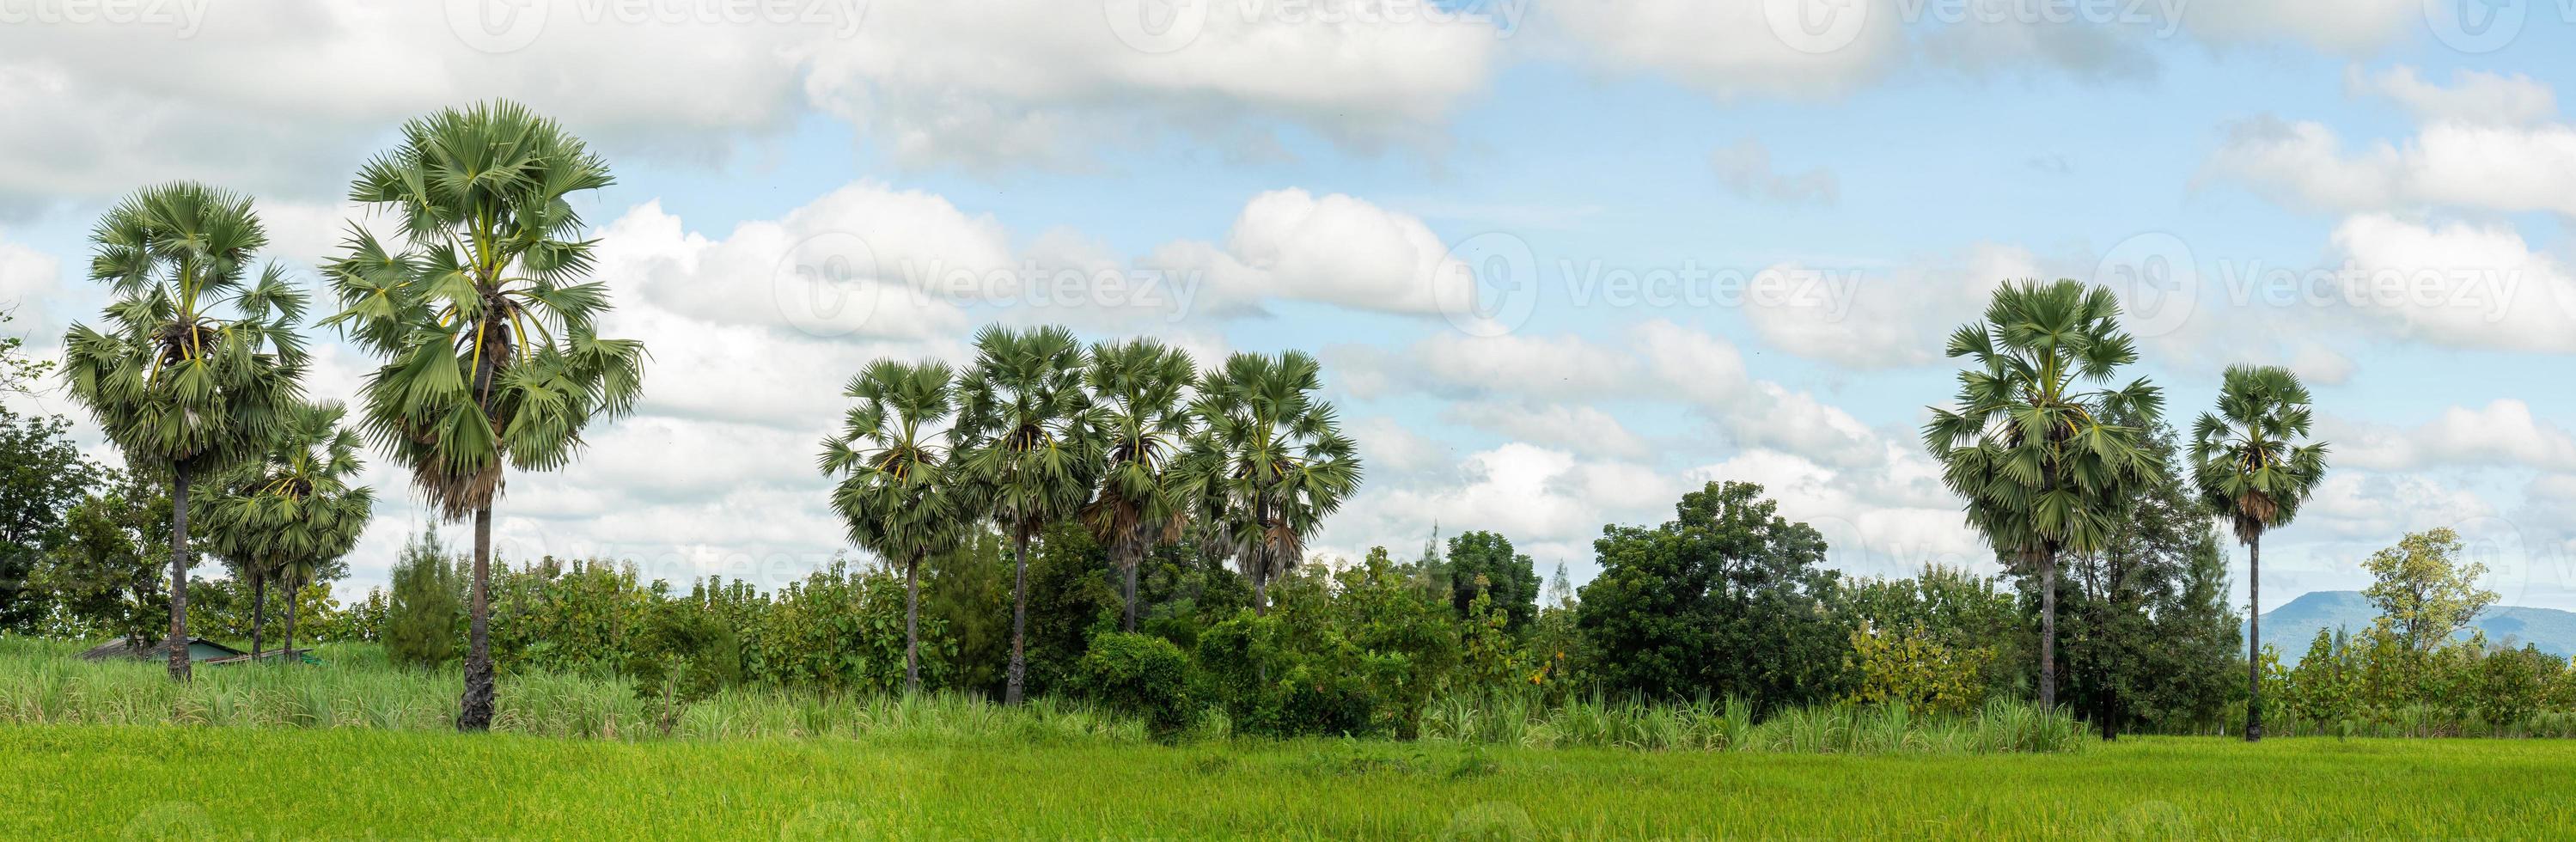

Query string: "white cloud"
[[1444, 400, 1652, 459], [1744, 244, 2025, 368], [2327, 214, 2576, 353], [1541, 0, 1900, 101], [2346, 65, 2557, 127], [1154, 188, 1479, 317], [2329, 400, 2576, 473]]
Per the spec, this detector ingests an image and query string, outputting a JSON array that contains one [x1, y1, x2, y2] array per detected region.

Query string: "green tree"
[[192, 401, 374, 659], [1080, 338, 1196, 633], [2189, 363, 2329, 741], [2060, 418, 2240, 738], [1443, 530, 1539, 633], [2360, 528, 2498, 655], [386, 529, 465, 668], [25, 472, 169, 644], [1178, 351, 1362, 617], [59, 182, 308, 680], [2, 405, 100, 631], [1574, 480, 1852, 706], [954, 324, 1102, 705], [1922, 279, 2164, 711], [322, 101, 647, 729], [820, 359, 967, 693]]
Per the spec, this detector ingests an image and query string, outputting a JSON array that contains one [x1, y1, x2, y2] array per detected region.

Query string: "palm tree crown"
[[2190, 364, 2329, 545], [1081, 339, 1199, 632], [323, 100, 645, 517], [1180, 350, 1363, 614], [193, 400, 375, 657]]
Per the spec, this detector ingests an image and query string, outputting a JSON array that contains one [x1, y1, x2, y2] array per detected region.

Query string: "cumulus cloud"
[[1149, 188, 1480, 318], [2346, 65, 2557, 127], [2329, 400, 2576, 473], [2207, 69, 2576, 217], [2325, 214, 2576, 353]]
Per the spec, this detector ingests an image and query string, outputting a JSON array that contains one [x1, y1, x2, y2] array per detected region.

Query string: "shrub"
[[1068, 632, 1190, 735], [384, 531, 463, 668]]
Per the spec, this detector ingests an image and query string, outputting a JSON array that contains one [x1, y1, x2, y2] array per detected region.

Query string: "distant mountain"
[[2252, 591, 2576, 663]]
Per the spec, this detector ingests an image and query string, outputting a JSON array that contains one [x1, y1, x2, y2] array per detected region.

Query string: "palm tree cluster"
[[820, 331, 1363, 699], [1926, 279, 2328, 741], [60, 101, 647, 735]]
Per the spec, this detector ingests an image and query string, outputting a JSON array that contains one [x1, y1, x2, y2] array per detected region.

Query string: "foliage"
[[2056, 417, 2246, 736], [819, 357, 966, 693], [1575, 480, 1852, 708], [20, 473, 169, 644], [952, 324, 1103, 703], [2361, 528, 2498, 655], [0, 406, 100, 631], [2189, 365, 2330, 547], [188, 400, 373, 653], [1067, 632, 1191, 735], [1443, 530, 1539, 633], [1080, 338, 1197, 633], [1844, 564, 2027, 700], [738, 558, 952, 695], [2257, 624, 2576, 738], [1846, 621, 1996, 716], [384, 530, 465, 668]]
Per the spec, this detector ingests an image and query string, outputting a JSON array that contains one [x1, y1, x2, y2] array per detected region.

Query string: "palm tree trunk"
[[458, 504, 496, 731], [166, 461, 192, 683], [1005, 529, 1030, 706], [2038, 548, 2056, 711], [903, 555, 921, 695], [250, 573, 266, 660], [1122, 549, 1139, 634], [284, 580, 299, 662], [2246, 533, 2263, 742]]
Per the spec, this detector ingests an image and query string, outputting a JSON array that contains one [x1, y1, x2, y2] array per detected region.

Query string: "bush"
[[1068, 632, 1190, 735], [385, 531, 463, 668]]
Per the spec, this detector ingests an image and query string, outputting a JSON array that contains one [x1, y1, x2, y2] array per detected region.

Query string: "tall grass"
[[1418, 692, 2090, 754], [0, 638, 1145, 745], [4, 637, 2089, 753]]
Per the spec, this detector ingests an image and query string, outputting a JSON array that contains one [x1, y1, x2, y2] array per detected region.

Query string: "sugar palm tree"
[[1081, 339, 1198, 632], [193, 400, 374, 662], [322, 101, 647, 730], [59, 182, 308, 681], [821, 359, 967, 693], [1178, 351, 1362, 616], [1923, 279, 2164, 711], [2190, 364, 2328, 742], [954, 324, 1102, 705]]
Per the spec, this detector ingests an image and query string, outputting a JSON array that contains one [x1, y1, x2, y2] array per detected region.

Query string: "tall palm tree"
[[322, 101, 647, 730], [59, 182, 308, 681], [1082, 339, 1198, 632], [1923, 279, 2164, 711], [1178, 351, 1362, 616], [2190, 364, 2328, 742], [821, 359, 967, 693], [954, 324, 1102, 705], [193, 400, 375, 662]]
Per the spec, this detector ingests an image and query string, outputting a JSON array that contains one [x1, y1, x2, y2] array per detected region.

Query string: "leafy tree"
[[1178, 351, 1362, 616], [1575, 480, 1852, 707], [1843, 565, 2027, 700], [24, 472, 169, 644], [2361, 528, 2498, 656], [2, 405, 99, 631], [1923, 279, 2163, 711], [59, 182, 309, 680], [386, 529, 464, 668], [1847, 620, 1996, 715], [2, 307, 55, 396], [820, 359, 968, 693], [1080, 338, 1196, 633], [1443, 530, 1539, 633], [954, 324, 1102, 705], [322, 101, 647, 729], [2189, 363, 2328, 741], [192, 401, 373, 658]]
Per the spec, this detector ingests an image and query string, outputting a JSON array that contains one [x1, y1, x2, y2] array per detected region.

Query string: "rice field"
[[9, 724, 2574, 839]]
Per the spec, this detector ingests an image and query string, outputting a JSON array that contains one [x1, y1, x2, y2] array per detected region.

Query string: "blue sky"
[[5, 0, 2576, 610]]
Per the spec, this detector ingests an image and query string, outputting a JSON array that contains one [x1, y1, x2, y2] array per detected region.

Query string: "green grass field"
[[9, 725, 2572, 839]]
